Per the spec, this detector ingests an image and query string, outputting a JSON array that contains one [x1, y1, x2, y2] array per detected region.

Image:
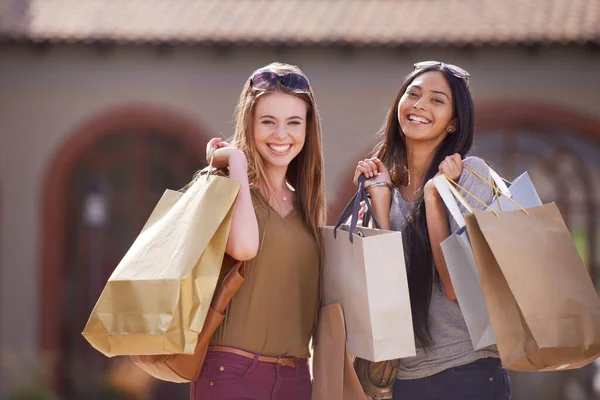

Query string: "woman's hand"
[[353, 157, 392, 188], [352, 157, 392, 230], [206, 138, 246, 170], [356, 200, 367, 225], [206, 137, 230, 166], [438, 153, 463, 182], [425, 153, 463, 197], [211, 147, 246, 170]]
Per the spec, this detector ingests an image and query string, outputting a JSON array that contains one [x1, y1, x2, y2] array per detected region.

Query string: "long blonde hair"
[[231, 62, 326, 245]]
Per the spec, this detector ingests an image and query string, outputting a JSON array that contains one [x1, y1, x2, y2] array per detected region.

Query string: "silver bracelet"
[[364, 181, 393, 191]]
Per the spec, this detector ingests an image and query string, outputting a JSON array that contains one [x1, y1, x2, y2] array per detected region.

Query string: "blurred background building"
[[0, 0, 599, 399]]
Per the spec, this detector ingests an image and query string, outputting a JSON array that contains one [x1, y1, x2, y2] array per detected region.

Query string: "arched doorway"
[[41, 105, 210, 398]]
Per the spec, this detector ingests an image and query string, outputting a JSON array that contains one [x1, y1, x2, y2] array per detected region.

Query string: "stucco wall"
[[0, 43, 599, 368]]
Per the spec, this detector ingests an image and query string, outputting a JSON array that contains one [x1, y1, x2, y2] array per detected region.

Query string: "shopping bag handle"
[[433, 174, 471, 227], [181, 156, 227, 193], [205, 155, 223, 179], [333, 174, 382, 243], [434, 167, 504, 227], [433, 165, 506, 227], [434, 165, 529, 227], [456, 166, 528, 215]]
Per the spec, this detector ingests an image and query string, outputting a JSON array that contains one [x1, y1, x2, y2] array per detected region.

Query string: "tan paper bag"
[[82, 173, 240, 357], [311, 304, 368, 400], [465, 204, 600, 371]]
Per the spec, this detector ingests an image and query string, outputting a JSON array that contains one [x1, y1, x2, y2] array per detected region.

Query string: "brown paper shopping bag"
[[435, 168, 543, 351], [312, 304, 368, 400], [82, 173, 240, 357], [465, 203, 600, 371]]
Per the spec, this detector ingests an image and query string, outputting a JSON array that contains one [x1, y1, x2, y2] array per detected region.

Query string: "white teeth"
[[268, 144, 292, 154], [408, 115, 430, 124]]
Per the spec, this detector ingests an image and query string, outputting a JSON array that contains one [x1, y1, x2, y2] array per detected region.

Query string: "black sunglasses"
[[414, 61, 471, 88], [250, 71, 311, 92]]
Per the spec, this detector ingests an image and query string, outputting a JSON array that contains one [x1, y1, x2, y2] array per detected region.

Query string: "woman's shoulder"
[[458, 156, 494, 209], [459, 156, 494, 184], [462, 156, 490, 176]]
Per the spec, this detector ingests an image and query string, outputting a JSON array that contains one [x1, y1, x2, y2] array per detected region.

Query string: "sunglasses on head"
[[250, 71, 311, 93], [413, 61, 471, 88]]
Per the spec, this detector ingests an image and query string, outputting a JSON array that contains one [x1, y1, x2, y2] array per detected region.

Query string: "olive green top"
[[211, 188, 320, 358]]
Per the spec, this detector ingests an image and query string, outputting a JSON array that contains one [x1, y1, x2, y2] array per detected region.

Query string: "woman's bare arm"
[[212, 147, 259, 261], [424, 182, 456, 301]]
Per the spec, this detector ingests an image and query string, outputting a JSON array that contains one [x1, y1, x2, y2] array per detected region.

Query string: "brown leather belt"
[[207, 345, 297, 368]]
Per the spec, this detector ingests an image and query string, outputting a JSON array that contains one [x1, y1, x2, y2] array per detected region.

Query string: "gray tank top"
[[391, 156, 500, 380]]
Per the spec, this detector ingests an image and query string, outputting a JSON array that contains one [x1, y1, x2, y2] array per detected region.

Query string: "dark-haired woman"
[[354, 61, 511, 399]]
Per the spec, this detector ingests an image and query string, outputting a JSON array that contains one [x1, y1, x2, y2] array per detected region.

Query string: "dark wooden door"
[[59, 131, 201, 399]]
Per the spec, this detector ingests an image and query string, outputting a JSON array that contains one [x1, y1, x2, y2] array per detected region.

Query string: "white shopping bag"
[[321, 175, 415, 362]]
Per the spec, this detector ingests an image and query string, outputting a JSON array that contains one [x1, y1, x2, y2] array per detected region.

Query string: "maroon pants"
[[190, 348, 312, 400]]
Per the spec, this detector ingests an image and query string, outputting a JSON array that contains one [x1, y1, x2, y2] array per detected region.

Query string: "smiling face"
[[252, 92, 308, 171], [398, 71, 455, 145]]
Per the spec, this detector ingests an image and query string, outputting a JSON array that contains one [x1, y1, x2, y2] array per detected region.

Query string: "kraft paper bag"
[[82, 173, 240, 357], [321, 175, 415, 362], [466, 203, 600, 371], [435, 170, 542, 351], [312, 304, 368, 400]]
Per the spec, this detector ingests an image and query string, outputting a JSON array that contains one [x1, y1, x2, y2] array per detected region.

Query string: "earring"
[[447, 128, 454, 133]]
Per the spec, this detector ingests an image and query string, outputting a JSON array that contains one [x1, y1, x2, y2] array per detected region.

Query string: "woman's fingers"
[[364, 160, 379, 178], [439, 154, 463, 181], [451, 153, 462, 165], [358, 200, 368, 218], [208, 138, 229, 150], [207, 137, 221, 148], [207, 138, 223, 157], [354, 163, 365, 186], [356, 161, 368, 176], [355, 157, 390, 187], [357, 159, 378, 178], [446, 156, 458, 172]]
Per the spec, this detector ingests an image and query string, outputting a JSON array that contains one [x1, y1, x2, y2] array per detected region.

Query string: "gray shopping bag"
[[440, 226, 495, 349]]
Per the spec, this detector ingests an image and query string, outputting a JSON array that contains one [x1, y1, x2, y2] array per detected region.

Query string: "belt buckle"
[[276, 357, 295, 368]]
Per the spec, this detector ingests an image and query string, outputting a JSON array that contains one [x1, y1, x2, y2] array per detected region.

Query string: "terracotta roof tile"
[[0, 0, 598, 46]]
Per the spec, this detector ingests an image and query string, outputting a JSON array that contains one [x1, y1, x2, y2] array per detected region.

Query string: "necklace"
[[254, 182, 291, 203], [274, 186, 289, 202]]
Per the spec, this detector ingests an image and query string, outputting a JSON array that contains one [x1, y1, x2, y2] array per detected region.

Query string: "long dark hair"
[[372, 65, 474, 348]]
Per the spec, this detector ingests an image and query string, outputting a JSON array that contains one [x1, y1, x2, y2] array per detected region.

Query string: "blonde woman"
[[190, 62, 325, 400]]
